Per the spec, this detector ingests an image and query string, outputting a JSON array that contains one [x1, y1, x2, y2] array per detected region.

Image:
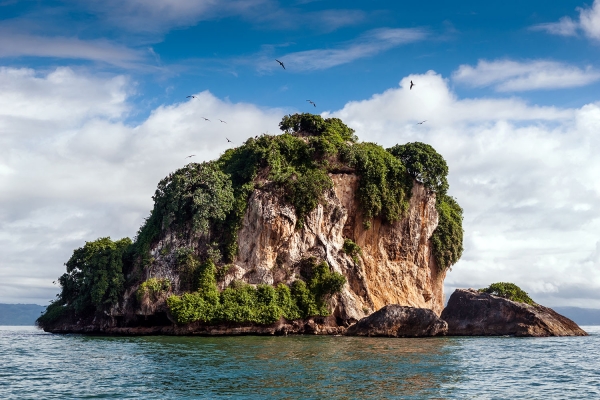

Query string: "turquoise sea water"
[[1, 326, 599, 399]]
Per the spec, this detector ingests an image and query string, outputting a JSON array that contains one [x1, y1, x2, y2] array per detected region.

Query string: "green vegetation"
[[167, 259, 346, 325], [59, 237, 132, 313], [388, 142, 462, 271], [342, 239, 361, 264], [343, 142, 412, 226], [35, 302, 67, 326], [39, 113, 464, 327], [37, 237, 131, 326], [431, 194, 464, 271], [479, 282, 535, 305], [388, 142, 449, 195], [136, 278, 171, 302]]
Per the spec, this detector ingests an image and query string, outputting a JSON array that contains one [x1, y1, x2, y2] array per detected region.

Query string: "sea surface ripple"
[[1, 326, 599, 399]]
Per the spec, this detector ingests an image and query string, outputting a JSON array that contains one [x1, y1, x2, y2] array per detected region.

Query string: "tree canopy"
[[58, 237, 132, 313]]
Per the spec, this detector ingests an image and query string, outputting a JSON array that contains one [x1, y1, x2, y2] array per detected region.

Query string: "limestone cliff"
[[145, 175, 444, 324]]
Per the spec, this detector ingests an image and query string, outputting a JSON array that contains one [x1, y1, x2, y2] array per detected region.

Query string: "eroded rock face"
[[346, 305, 447, 337], [109, 173, 444, 330], [230, 174, 444, 322], [441, 289, 588, 337]]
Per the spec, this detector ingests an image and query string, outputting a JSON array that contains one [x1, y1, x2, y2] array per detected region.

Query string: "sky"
[[1, 0, 600, 308]]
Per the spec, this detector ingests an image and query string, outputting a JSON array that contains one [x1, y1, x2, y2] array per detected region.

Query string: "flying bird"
[[276, 59, 285, 70], [226, 138, 232, 143], [185, 155, 195, 158], [218, 119, 227, 124], [201, 117, 210, 121], [306, 100, 316, 107], [186, 95, 196, 99], [417, 120, 427, 125], [410, 80, 415, 90]]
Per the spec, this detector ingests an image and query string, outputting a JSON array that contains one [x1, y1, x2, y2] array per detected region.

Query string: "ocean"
[[1, 325, 599, 399]]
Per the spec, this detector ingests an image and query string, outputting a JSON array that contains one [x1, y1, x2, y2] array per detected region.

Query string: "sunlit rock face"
[[229, 173, 445, 323]]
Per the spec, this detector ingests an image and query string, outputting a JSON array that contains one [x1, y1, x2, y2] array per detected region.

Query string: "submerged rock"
[[345, 305, 448, 337], [441, 289, 588, 337]]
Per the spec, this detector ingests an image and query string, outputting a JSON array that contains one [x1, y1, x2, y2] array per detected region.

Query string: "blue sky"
[[1, 0, 600, 307], [2, 0, 599, 114]]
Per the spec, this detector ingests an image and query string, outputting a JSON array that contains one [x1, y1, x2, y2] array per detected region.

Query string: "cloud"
[[325, 71, 600, 308], [531, 0, 600, 41], [78, 0, 364, 34], [579, 0, 600, 39], [453, 59, 600, 92], [3, 67, 600, 310], [261, 28, 427, 72], [0, 32, 145, 67], [530, 17, 579, 37]]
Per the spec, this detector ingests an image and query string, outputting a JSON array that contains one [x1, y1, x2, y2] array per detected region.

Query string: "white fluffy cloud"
[[453, 59, 600, 92], [2, 66, 600, 309], [531, 0, 600, 40]]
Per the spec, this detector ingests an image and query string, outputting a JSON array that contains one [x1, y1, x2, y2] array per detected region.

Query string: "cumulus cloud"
[[531, 0, 600, 41], [3, 66, 600, 310], [261, 28, 427, 72], [453, 59, 600, 92], [326, 72, 600, 308]]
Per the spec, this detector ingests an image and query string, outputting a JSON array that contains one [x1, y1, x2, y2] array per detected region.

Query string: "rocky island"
[[38, 113, 463, 334], [37, 113, 584, 337]]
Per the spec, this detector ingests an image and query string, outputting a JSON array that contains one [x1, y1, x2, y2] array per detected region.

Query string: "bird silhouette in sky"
[[306, 100, 316, 107], [201, 117, 210, 121], [410, 80, 415, 90], [276, 59, 285, 70], [219, 119, 227, 123], [417, 120, 427, 125], [185, 155, 195, 158], [186, 95, 196, 99], [226, 138, 232, 143]]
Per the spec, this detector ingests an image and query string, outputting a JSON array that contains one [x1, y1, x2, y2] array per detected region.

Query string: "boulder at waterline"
[[441, 289, 587, 337], [345, 305, 448, 337]]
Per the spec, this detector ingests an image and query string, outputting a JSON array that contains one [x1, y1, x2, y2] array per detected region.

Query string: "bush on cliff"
[[166, 259, 346, 325], [479, 282, 535, 305]]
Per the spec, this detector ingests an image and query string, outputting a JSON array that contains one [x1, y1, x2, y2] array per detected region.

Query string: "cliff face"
[[144, 173, 444, 324]]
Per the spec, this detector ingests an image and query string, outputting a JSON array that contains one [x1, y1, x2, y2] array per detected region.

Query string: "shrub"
[[136, 278, 171, 302], [431, 194, 464, 271], [167, 260, 345, 325], [388, 142, 449, 195], [152, 161, 235, 235], [342, 239, 361, 264], [341, 142, 412, 226], [36, 301, 68, 327], [479, 282, 535, 305], [57, 237, 132, 313]]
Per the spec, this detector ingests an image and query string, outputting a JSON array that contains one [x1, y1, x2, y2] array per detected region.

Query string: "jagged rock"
[[441, 289, 588, 337], [345, 305, 448, 337]]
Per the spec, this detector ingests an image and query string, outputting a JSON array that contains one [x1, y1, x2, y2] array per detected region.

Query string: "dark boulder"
[[346, 305, 447, 337], [441, 289, 588, 337]]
